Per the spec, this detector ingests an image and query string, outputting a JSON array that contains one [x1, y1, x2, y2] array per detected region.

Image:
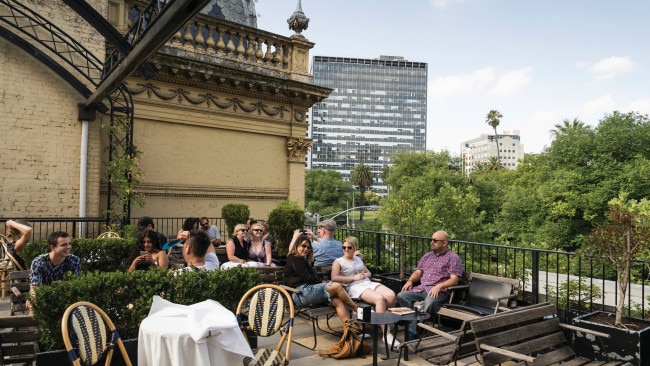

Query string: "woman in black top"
[[283, 234, 358, 322]]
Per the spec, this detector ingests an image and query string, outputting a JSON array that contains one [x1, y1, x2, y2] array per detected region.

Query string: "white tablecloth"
[[138, 296, 254, 366]]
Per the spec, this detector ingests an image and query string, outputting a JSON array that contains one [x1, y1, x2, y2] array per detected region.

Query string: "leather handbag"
[[318, 320, 371, 359]]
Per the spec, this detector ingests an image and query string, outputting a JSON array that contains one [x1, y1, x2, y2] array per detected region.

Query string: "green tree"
[[304, 169, 351, 215], [582, 193, 650, 326], [485, 109, 503, 166], [350, 163, 374, 221], [221, 204, 249, 238]]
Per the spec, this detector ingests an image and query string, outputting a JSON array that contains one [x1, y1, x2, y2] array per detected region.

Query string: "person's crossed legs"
[[396, 290, 446, 340]]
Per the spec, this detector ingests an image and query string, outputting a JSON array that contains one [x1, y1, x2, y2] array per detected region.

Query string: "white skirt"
[[348, 280, 381, 299]]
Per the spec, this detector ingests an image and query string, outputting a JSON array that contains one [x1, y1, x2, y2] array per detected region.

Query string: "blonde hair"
[[233, 224, 248, 234], [343, 236, 359, 251]]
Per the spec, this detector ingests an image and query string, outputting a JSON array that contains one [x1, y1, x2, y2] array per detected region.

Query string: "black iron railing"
[[2, 218, 647, 321]]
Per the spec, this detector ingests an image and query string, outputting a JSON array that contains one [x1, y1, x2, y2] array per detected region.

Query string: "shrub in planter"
[[267, 200, 304, 255], [32, 267, 262, 351], [221, 203, 250, 238]]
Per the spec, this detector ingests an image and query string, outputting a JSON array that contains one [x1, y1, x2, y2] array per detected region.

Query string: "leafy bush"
[[32, 267, 262, 351], [221, 203, 250, 238], [545, 278, 601, 310], [267, 200, 304, 255]]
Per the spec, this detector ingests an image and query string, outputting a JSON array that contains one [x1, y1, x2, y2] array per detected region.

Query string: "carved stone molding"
[[286, 136, 312, 162], [128, 82, 296, 121]]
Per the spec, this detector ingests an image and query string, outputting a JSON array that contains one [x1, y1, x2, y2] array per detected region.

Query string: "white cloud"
[[588, 56, 634, 80], [489, 68, 532, 96], [429, 67, 494, 98], [625, 98, 650, 115], [582, 94, 616, 117]]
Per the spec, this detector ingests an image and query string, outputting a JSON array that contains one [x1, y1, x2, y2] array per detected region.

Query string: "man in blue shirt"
[[312, 219, 343, 266]]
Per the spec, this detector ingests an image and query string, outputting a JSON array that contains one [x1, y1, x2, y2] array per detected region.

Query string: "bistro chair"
[[0, 238, 24, 300], [61, 301, 133, 366], [236, 284, 294, 366]]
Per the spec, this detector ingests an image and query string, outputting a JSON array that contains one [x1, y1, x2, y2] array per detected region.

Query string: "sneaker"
[[386, 333, 400, 346]]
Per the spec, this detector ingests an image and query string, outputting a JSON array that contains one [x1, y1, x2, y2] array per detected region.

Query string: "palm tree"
[[485, 109, 503, 168], [350, 163, 374, 221], [550, 117, 585, 138]]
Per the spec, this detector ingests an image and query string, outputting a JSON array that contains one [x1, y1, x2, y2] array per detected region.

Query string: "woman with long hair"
[[127, 229, 169, 271], [248, 223, 275, 267], [283, 234, 358, 323], [220, 224, 259, 269]]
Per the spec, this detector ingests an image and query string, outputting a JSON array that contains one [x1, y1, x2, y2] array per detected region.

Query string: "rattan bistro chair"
[[61, 301, 133, 366], [0, 237, 24, 300], [236, 284, 295, 366]]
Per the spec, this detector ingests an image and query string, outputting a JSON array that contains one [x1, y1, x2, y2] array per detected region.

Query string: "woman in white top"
[[331, 236, 399, 346]]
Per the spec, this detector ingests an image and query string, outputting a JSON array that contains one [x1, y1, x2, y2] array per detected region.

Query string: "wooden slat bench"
[[0, 315, 40, 365], [437, 272, 521, 329], [470, 302, 632, 366], [9, 270, 30, 316], [396, 322, 476, 366]]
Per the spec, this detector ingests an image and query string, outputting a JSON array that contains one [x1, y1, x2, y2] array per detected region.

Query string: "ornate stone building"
[[0, 0, 329, 230]]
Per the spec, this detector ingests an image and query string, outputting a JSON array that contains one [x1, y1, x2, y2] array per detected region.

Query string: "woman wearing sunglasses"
[[248, 223, 276, 267], [221, 224, 260, 269], [283, 234, 359, 323], [331, 236, 400, 346]]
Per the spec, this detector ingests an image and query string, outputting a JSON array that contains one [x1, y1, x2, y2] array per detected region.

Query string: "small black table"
[[356, 312, 399, 365], [355, 311, 430, 365], [391, 311, 431, 361]]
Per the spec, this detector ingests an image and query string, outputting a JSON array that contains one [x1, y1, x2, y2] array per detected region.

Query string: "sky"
[[255, 0, 650, 155]]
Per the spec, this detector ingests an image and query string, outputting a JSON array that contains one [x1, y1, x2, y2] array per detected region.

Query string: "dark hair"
[[139, 216, 155, 229], [138, 230, 162, 251], [182, 217, 200, 231], [47, 231, 69, 248], [188, 229, 210, 257]]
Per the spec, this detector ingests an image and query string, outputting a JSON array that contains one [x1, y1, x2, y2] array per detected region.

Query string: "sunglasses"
[[239, 229, 249, 233], [431, 239, 444, 243], [342, 245, 354, 250], [253, 229, 263, 232], [299, 243, 312, 250]]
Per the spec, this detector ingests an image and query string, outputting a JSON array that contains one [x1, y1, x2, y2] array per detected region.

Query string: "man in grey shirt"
[[311, 219, 343, 266]]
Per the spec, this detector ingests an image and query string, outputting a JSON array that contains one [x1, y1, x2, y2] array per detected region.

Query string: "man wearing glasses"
[[396, 230, 463, 340], [200, 217, 221, 246], [311, 219, 344, 266]]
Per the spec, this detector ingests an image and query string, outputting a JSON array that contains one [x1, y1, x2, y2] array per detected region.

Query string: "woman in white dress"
[[331, 236, 400, 346]]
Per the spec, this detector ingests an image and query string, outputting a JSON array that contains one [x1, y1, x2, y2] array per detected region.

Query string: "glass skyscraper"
[[309, 55, 428, 194]]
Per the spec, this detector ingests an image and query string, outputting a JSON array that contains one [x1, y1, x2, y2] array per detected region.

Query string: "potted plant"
[[573, 192, 650, 364]]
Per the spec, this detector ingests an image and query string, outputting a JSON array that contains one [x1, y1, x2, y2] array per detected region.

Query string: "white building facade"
[[461, 130, 525, 175]]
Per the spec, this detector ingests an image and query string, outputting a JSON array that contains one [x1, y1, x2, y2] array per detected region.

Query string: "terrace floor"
[[256, 314, 480, 366]]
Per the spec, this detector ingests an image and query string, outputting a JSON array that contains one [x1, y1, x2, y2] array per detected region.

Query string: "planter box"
[[37, 338, 138, 365], [573, 311, 650, 365]]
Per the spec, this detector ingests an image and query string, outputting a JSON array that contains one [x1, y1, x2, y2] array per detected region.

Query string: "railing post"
[[375, 232, 381, 270], [532, 251, 539, 304]]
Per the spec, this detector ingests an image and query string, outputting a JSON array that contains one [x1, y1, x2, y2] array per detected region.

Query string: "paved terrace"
[[0, 295, 479, 366]]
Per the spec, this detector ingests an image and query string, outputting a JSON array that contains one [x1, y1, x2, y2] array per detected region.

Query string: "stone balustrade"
[[111, 0, 303, 77]]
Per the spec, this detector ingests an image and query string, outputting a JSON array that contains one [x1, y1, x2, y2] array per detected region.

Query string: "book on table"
[[388, 307, 415, 315]]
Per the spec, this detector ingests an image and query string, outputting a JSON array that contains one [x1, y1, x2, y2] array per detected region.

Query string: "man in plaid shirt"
[[396, 230, 463, 340]]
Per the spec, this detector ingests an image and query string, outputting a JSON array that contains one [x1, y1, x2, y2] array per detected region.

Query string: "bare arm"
[[264, 240, 273, 266], [401, 269, 424, 291], [6, 220, 32, 253]]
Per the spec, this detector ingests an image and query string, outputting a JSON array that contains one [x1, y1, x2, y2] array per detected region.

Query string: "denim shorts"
[[292, 282, 331, 307]]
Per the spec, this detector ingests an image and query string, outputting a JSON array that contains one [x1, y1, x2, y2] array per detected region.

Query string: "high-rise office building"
[[309, 55, 428, 194], [461, 130, 525, 175]]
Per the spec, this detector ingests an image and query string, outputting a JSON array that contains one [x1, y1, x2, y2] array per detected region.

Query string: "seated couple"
[[221, 223, 275, 269]]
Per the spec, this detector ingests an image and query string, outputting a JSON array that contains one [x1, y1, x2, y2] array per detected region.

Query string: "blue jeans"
[[292, 282, 331, 307], [396, 290, 447, 340]]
